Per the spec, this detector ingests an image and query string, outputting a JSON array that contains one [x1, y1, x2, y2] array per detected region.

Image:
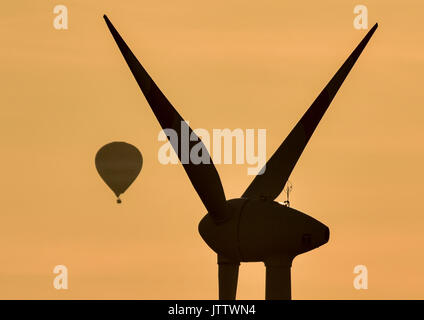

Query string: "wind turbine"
[[103, 15, 377, 300]]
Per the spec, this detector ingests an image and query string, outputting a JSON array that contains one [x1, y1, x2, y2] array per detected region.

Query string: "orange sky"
[[0, 0, 423, 299]]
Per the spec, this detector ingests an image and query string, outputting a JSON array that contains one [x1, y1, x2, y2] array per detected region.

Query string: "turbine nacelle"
[[198, 199, 329, 265]]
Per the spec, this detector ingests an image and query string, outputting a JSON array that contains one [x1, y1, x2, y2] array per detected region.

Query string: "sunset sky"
[[0, 0, 423, 299]]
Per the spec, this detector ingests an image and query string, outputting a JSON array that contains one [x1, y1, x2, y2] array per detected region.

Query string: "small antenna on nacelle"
[[282, 181, 293, 207]]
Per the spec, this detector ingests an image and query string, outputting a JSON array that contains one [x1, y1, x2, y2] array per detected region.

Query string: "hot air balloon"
[[95, 141, 143, 203]]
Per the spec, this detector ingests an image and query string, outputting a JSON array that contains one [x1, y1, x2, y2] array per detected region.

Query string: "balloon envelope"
[[95, 142, 143, 202]]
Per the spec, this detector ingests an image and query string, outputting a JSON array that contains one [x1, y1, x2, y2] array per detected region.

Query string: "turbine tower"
[[103, 15, 377, 299]]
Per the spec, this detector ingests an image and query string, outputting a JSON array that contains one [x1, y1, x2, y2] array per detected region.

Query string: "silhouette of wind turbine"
[[103, 15, 377, 300]]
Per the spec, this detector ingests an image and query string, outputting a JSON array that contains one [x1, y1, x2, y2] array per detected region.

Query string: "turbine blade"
[[218, 256, 239, 300], [242, 24, 378, 200], [104, 15, 229, 222]]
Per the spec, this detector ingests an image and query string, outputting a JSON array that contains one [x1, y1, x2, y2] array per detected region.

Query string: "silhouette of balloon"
[[95, 142, 142, 203]]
